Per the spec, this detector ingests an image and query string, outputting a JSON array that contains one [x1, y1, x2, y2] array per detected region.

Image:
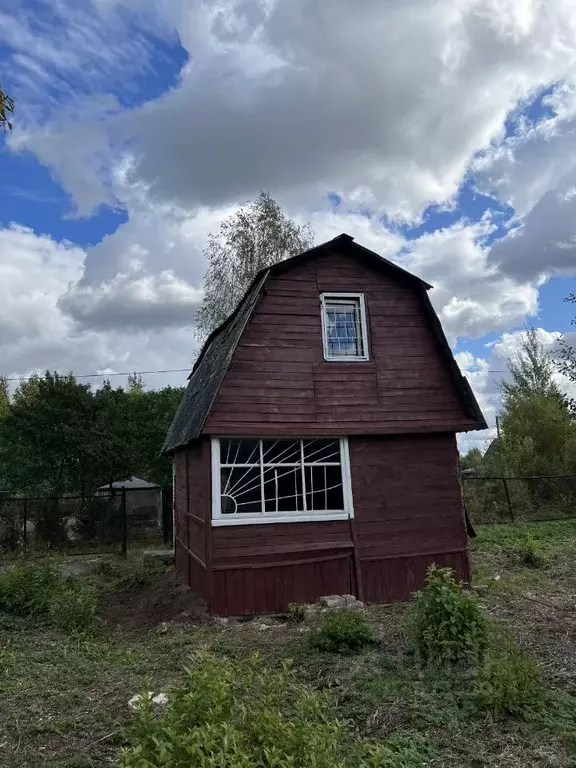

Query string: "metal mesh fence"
[[0, 486, 173, 555], [462, 474, 576, 525]]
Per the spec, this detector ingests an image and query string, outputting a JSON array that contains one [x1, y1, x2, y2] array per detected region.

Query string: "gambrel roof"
[[163, 234, 486, 453]]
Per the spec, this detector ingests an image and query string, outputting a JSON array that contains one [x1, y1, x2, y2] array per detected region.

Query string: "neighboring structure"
[[97, 477, 162, 529], [163, 234, 486, 615]]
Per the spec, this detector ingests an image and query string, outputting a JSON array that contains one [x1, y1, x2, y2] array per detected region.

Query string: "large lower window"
[[211, 437, 353, 526]]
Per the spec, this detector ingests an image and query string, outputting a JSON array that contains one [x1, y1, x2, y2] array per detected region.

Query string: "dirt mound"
[[100, 568, 208, 631]]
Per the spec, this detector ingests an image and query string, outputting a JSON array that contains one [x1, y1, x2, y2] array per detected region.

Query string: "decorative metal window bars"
[[217, 438, 345, 517]]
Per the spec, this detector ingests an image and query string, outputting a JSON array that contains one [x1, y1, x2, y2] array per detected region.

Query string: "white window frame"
[[211, 437, 354, 526], [320, 292, 369, 362]]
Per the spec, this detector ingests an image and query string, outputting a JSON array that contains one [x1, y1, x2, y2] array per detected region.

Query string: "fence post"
[[22, 498, 28, 552], [496, 416, 515, 522], [501, 478, 515, 522], [162, 487, 173, 545], [120, 488, 127, 557]]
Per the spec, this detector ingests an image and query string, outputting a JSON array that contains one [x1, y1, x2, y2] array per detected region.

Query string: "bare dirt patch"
[[99, 568, 208, 631]]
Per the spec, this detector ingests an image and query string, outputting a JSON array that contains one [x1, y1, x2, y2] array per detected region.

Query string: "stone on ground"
[[142, 550, 174, 567], [59, 558, 104, 579], [318, 594, 364, 611]]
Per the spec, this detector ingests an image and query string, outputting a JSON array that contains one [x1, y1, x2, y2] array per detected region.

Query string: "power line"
[[3, 368, 191, 382], [2, 366, 506, 382]]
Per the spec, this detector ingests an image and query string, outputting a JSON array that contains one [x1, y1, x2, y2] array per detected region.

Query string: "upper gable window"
[[320, 293, 369, 361]]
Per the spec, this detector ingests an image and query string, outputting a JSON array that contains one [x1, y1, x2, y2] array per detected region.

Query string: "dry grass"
[[0, 519, 575, 767]]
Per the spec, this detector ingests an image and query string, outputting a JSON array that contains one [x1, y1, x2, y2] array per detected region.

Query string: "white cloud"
[[399, 219, 540, 342], [0, 2, 157, 107], [0, 224, 197, 388], [0, 224, 84, 347], [473, 81, 576, 281], [59, 270, 203, 331], [8, 0, 576, 223], [4, 0, 576, 409]]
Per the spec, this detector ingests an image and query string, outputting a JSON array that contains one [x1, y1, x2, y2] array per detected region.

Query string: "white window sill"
[[323, 356, 370, 362], [212, 511, 352, 527]]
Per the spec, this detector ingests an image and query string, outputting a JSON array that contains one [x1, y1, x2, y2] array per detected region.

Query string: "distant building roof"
[[98, 476, 159, 490]]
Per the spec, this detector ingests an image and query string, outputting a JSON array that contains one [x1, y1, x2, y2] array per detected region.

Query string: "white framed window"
[[211, 437, 354, 526], [320, 292, 369, 361]]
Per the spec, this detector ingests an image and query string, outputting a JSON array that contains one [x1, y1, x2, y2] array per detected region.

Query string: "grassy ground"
[[0, 520, 575, 768]]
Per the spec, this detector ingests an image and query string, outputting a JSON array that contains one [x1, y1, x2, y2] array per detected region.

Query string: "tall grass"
[[0, 562, 97, 633]]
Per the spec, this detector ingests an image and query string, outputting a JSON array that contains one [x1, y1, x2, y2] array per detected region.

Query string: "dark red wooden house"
[[163, 234, 486, 615]]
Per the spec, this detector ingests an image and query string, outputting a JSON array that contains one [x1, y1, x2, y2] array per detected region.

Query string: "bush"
[[477, 633, 543, 717], [410, 565, 490, 667], [119, 652, 424, 768], [0, 562, 97, 634], [287, 602, 308, 622], [77, 495, 122, 544], [515, 536, 545, 568], [309, 610, 375, 654], [48, 581, 97, 633]]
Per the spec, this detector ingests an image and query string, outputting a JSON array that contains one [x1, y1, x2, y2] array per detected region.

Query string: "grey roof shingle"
[[162, 234, 486, 453], [162, 271, 268, 453]]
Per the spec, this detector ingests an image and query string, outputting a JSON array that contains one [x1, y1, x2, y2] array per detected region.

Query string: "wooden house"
[[163, 234, 486, 615]]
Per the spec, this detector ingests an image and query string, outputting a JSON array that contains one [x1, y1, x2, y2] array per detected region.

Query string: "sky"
[[1, 0, 576, 452]]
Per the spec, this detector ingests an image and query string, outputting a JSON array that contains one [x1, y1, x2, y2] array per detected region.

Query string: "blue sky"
[[1, 0, 576, 441]]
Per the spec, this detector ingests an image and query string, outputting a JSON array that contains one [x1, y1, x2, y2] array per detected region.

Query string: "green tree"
[[558, 293, 576, 412], [125, 383, 183, 486], [480, 330, 576, 519], [500, 328, 563, 405], [460, 447, 483, 472], [0, 86, 14, 131], [0, 373, 95, 496], [196, 191, 313, 339], [0, 375, 9, 421], [497, 330, 575, 478], [0, 372, 183, 498], [92, 381, 135, 489]]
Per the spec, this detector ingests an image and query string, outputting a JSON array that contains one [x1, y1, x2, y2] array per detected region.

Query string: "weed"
[[46, 755, 94, 768], [410, 565, 490, 667], [515, 536, 545, 568], [105, 561, 167, 591], [477, 632, 543, 717], [287, 602, 308, 622], [309, 611, 375, 654], [0, 562, 97, 633], [119, 651, 426, 768], [48, 583, 97, 634]]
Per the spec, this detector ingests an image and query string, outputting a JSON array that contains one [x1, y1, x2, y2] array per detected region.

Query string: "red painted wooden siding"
[[349, 433, 471, 597], [210, 518, 354, 614], [203, 252, 479, 436], [173, 440, 213, 605], [350, 433, 468, 558], [173, 433, 470, 614], [211, 555, 353, 615]]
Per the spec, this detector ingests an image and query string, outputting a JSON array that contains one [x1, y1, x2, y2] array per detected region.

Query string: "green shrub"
[[287, 602, 308, 622], [477, 633, 543, 717], [119, 652, 424, 768], [515, 536, 545, 568], [410, 565, 490, 667], [48, 581, 97, 633], [309, 610, 375, 654], [0, 562, 59, 616], [0, 562, 97, 634]]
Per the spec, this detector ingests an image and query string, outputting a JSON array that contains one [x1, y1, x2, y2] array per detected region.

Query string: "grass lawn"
[[1, 519, 576, 767]]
